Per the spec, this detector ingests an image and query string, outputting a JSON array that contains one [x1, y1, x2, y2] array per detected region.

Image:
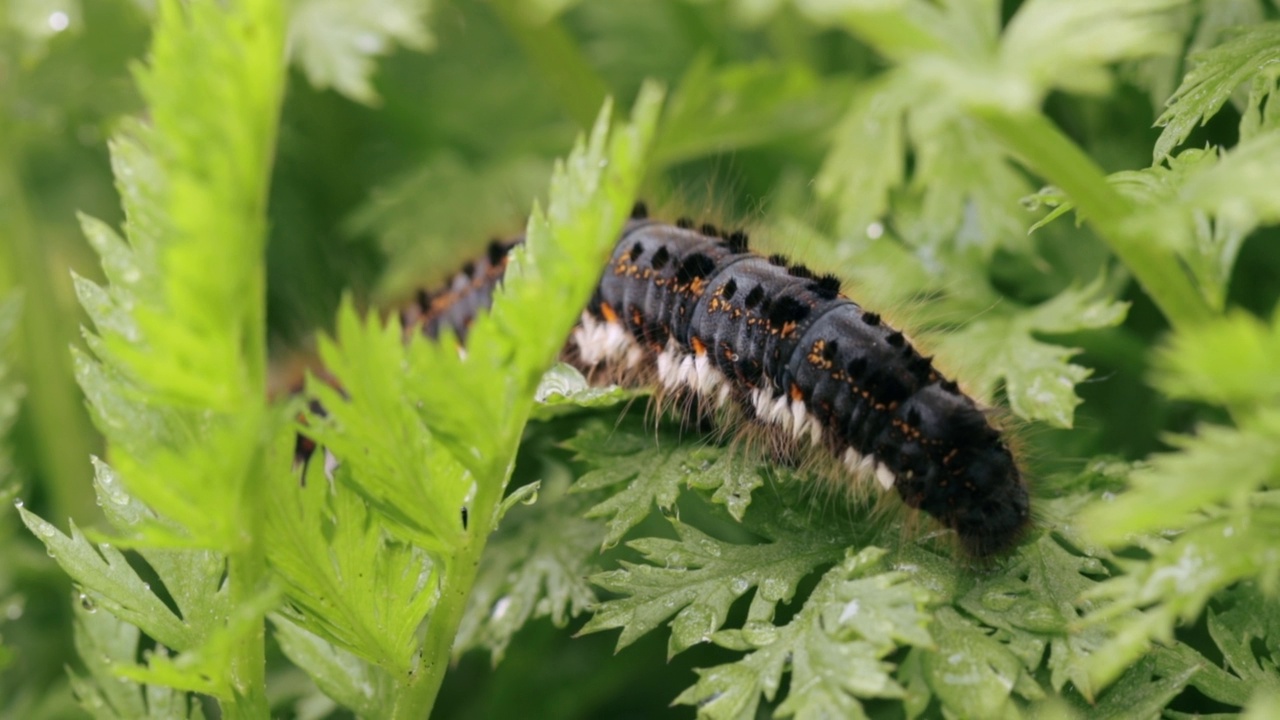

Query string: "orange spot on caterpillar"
[[600, 302, 619, 324], [789, 382, 804, 402]]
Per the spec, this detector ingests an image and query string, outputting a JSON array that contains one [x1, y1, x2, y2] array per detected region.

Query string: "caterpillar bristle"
[[631, 201, 649, 219]]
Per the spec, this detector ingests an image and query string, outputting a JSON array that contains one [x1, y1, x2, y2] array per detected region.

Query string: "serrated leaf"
[[68, 600, 205, 720], [567, 421, 755, 546], [814, 71, 913, 239], [17, 507, 192, 652], [398, 84, 663, 490], [1082, 413, 1280, 542], [532, 363, 638, 414], [956, 534, 1112, 701], [307, 301, 473, 552], [1081, 506, 1280, 691], [455, 471, 602, 663], [271, 615, 397, 718], [1155, 22, 1280, 161], [264, 424, 437, 675], [1088, 655, 1198, 720], [580, 520, 844, 655], [932, 278, 1128, 426], [289, 0, 434, 104], [674, 547, 931, 720], [921, 606, 1044, 718], [1000, 0, 1185, 102], [1206, 587, 1280, 693]]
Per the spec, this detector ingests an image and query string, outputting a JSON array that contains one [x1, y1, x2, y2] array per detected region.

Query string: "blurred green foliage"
[[5, 0, 1280, 718]]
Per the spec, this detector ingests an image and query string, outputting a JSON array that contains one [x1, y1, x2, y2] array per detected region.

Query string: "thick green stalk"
[[0, 116, 100, 525], [975, 110, 1213, 331], [392, 433, 523, 717]]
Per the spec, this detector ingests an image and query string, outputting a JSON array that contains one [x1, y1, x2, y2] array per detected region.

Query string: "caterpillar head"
[[891, 385, 1031, 559]]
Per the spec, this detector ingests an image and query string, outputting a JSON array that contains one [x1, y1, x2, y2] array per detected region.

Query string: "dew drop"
[[12, 498, 22, 509], [79, 593, 97, 613], [491, 596, 512, 621], [4, 595, 25, 620]]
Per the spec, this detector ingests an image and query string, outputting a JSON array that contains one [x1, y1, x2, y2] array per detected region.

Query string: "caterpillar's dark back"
[[404, 209, 1031, 559]]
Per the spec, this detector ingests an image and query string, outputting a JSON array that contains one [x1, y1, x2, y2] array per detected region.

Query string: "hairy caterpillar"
[[389, 204, 1032, 558]]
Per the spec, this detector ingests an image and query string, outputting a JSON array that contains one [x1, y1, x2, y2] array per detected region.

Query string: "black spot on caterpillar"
[[395, 211, 1031, 558]]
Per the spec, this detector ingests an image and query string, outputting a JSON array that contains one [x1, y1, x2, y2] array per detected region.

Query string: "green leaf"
[[532, 363, 638, 414], [652, 55, 850, 167], [580, 518, 845, 656], [999, 0, 1186, 103], [673, 547, 932, 720], [1081, 507, 1280, 690], [308, 301, 473, 553], [955, 534, 1112, 701], [1205, 585, 1280, 696], [296, 86, 665, 715], [67, 600, 206, 720], [17, 505, 192, 653], [455, 470, 602, 662], [288, 0, 434, 105], [1087, 655, 1199, 720], [932, 278, 1129, 427], [567, 420, 762, 546], [919, 606, 1046, 716], [345, 154, 551, 299], [814, 72, 912, 239], [264, 425, 437, 676], [1155, 22, 1280, 161], [381, 84, 663, 498], [271, 615, 398, 719]]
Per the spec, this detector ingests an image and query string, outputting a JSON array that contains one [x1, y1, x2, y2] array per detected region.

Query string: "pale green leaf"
[[265, 425, 437, 674], [289, 0, 434, 104], [932, 278, 1129, 427], [17, 506, 191, 651], [271, 615, 397, 719], [1155, 22, 1280, 161], [67, 601, 205, 720], [1000, 0, 1186, 102]]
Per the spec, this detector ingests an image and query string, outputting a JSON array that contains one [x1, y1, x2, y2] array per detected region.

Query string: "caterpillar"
[[386, 203, 1032, 559]]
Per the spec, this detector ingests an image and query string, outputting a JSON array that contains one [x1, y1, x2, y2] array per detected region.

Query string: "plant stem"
[[811, 5, 1216, 332], [0, 96, 101, 526], [976, 110, 1213, 331]]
